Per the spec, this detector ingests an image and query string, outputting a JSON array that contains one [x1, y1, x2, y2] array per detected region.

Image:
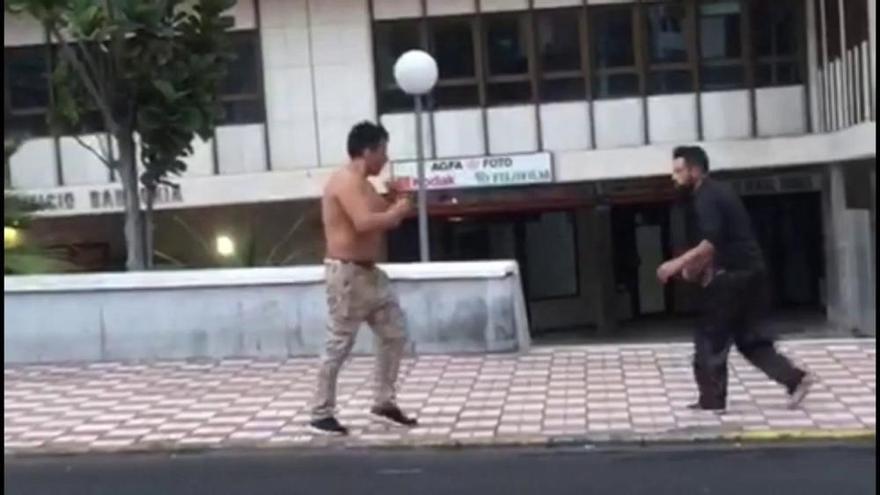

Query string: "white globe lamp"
[[393, 50, 438, 95]]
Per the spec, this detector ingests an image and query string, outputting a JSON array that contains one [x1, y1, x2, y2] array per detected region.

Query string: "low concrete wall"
[[4, 261, 531, 364]]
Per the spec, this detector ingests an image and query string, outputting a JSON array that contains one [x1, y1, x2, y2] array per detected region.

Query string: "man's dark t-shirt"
[[689, 178, 765, 273]]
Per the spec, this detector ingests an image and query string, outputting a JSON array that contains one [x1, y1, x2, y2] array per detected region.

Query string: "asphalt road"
[[5, 442, 875, 495]]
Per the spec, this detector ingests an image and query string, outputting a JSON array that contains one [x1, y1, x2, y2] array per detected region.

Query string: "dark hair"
[[347, 121, 389, 158], [673, 145, 710, 173]]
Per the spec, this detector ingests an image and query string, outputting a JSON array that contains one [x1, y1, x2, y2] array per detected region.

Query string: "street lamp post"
[[394, 50, 438, 262]]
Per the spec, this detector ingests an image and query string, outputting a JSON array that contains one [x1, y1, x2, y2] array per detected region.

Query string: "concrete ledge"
[[4, 261, 531, 364]]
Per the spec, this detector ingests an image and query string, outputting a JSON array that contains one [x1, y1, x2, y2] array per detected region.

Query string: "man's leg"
[[734, 330, 807, 393], [693, 277, 736, 410], [693, 320, 734, 410], [734, 274, 808, 398], [366, 269, 414, 426], [311, 316, 359, 422], [311, 262, 363, 432]]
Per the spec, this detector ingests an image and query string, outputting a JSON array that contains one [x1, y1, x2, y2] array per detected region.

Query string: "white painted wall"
[[701, 90, 751, 140], [380, 112, 433, 161], [487, 106, 539, 154], [9, 138, 57, 190], [227, 0, 256, 30], [539, 102, 592, 151], [555, 122, 875, 183], [181, 137, 216, 178], [480, 0, 528, 12], [593, 98, 644, 149], [59, 134, 110, 186], [260, 0, 320, 170], [426, 0, 475, 16], [433, 109, 487, 157], [3, 11, 43, 46], [647, 94, 698, 144], [216, 124, 269, 175], [533, 0, 581, 8], [756, 86, 807, 137], [372, 0, 422, 19], [20, 122, 877, 218], [309, 0, 376, 167]]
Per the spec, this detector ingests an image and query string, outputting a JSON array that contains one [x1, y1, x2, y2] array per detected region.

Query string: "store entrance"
[[388, 209, 585, 334]]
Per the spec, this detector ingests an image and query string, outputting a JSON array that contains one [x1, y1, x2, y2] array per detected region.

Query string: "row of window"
[[815, 0, 873, 131], [4, 31, 265, 139], [374, 0, 805, 113]]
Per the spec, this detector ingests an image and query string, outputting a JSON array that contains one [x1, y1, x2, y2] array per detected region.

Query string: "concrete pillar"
[[870, 0, 876, 111], [869, 165, 876, 333], [823, 163, 875, 336], [586, 205, 618, 335], [806, 0, 822, 132]]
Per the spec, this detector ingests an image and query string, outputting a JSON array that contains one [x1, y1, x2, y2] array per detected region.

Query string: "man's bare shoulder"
[[325, 168, 355, 196]]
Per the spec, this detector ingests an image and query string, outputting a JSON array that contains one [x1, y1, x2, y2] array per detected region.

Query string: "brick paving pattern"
[[4, 339, 874, 454]]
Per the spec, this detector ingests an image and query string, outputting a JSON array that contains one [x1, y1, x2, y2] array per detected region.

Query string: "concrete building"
[[4, 0, 875, 339]]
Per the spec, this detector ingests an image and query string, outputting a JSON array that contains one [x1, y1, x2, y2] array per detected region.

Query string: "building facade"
[[4, 0, 876, 337]]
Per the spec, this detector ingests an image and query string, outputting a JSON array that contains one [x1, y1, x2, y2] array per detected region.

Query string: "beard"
[[674, 182, 694, 203]]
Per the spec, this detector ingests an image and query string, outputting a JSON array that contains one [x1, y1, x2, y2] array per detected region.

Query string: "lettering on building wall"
[[89, 186, 183, 210], [730, 175, 820, 197], [24, 192, 76, 211], [778, 175, 816, 192]]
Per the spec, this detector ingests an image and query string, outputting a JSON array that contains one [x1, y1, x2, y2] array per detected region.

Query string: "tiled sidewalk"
[[4, 339, 875, 455]]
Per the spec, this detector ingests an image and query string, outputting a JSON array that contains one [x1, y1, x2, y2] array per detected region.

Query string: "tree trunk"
[[116, 132, 147, 271], [144, 187, 156, 270]]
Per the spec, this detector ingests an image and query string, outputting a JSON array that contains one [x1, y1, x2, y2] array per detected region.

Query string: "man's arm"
[[658, 192, 721, 284], [336, 175, 409, 233]]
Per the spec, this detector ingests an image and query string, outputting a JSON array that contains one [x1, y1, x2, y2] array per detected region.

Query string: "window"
[[370, 3, 809, 112], [644, 2, 693, 95], [752, 0, 803, 87], [484, 13, 533, 105], [525, 211, 579, 300], [4, 45, 51, 137], [429, 17, 480, 109], [375, 20, 422, 112], [219, 31, 265, 125], [823, 0, 841, 59], [844, 0, 869, 49], [699, 1, 745, 91], [535, 9, 586, 102], [591, 6, 639, 98], [49, 43, 106, 135]]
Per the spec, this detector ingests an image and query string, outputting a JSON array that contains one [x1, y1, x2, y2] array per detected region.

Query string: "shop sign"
[[391, 152, 554, 191]]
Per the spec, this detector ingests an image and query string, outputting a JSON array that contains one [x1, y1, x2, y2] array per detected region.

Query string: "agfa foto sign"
[[391, 152, 554, 192]]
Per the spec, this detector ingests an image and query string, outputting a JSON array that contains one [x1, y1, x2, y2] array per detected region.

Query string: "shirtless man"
[[310, 121, 416, 435]]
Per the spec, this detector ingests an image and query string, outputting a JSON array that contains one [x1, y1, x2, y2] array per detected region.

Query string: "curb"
[[5, 429, 875, 459], [721, 429, 876, 443]]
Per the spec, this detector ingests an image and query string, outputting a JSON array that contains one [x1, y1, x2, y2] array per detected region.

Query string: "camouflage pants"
[[311, 260, 408, 420]]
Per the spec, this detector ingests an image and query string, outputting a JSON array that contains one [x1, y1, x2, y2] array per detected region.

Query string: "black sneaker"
[[371, 404, 418, 427], [687, 402, 726, 414], [309, 417, 349, 436]]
